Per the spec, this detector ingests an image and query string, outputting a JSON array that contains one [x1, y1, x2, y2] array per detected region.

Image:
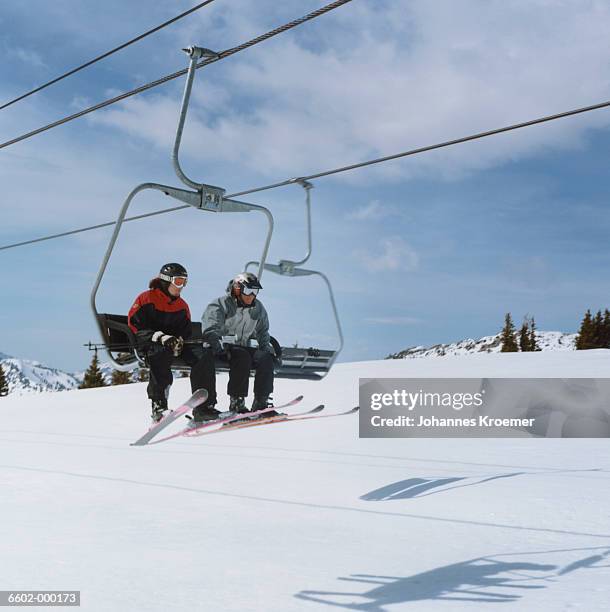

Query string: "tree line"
[[500, 308, 610, 352], [78, 352, 150, 389], [573, 309, 610, 350], [78, 351, 189, 389], [2, 308, 609, 395], [499, 314, 540, 352]]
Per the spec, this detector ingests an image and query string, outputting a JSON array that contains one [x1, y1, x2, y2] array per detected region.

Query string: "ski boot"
[[189, 403, 221, 428], [251, 395, 281, 418], [151, 398, 168, 423], [229, 396, 249, 414], [227, 396, 251, 424]]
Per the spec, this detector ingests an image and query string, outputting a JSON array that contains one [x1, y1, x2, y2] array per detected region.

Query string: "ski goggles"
[[160, 273, 188, 287], [241, 285, 259, 296]]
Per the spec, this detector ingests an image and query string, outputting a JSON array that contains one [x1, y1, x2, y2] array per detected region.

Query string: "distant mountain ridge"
[[387, 330, 577, 359], [0, 357, 81, 395], [1, 331, 578, 394], [0, 353, 122, 396]]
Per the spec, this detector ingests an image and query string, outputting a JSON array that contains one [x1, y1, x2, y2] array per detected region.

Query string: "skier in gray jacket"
[[200, 272, 277, 416]]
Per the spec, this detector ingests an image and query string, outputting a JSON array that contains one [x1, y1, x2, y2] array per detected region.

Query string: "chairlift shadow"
[[295, 548, 610, 610], [361, 473, 524, 501]]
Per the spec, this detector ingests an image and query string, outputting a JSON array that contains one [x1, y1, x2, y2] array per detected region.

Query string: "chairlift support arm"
[[245, 180, 344, 378]]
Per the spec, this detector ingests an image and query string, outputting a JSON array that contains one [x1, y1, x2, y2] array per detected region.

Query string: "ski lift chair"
[[93, 313, 294, 375], [243, 180, 344, 380], [91, 47, 275, 373]]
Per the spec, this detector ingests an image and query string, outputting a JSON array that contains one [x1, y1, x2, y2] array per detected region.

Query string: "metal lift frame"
[[245, 180, 344, 378], [90, 46, 275, 371]]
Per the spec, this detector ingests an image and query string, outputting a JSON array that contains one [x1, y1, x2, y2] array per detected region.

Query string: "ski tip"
[[311, 405, 325, 413]]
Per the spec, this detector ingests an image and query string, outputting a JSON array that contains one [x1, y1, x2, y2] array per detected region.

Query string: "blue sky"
[[2, 0, 610, 372]]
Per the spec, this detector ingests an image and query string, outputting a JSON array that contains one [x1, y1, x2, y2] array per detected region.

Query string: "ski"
[[130, 388, 208, 446], [212, 405, 358, 435], [147, 395, 304, 445], [214, 404, 326, 433]]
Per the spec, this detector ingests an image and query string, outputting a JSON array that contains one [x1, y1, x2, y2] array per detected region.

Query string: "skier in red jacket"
[[128, 262, 217, 423]]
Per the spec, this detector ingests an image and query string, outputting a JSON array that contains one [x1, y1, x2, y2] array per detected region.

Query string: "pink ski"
[[130, 388, 208, 446], [147, 395, 304, 445], [207, 405, 358, 435]]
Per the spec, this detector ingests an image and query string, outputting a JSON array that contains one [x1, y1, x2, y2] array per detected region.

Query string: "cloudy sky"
[[2, 0, 610, 372]]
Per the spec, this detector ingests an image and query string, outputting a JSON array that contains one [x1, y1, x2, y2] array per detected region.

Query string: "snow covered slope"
[[1, 351, 609, 611], [389, 330, 577, 359]]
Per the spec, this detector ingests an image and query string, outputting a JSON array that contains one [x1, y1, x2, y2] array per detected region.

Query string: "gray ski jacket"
[[201, 293, 272, 353]]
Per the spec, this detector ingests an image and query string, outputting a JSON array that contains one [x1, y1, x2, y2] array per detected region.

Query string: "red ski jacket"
[[128, 288, 192, 343]]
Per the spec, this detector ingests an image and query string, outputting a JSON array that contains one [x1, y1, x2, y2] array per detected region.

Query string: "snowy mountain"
[[388, 330, 577, 360], [0, 352, 134, 395], [0, 356, 80, 395], [1, 353, 610, 611]]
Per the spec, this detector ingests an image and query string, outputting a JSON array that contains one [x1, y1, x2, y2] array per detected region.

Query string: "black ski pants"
[[145, 343, 214, 402], [198, 345, 274, 407], [226, 346, 275, 400]]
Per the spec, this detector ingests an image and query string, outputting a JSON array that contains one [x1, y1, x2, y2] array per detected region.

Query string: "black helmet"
[[159, 262, 188, 285]]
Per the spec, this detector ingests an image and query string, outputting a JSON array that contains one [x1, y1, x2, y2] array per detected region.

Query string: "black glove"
[[152, 332, 184, 356]]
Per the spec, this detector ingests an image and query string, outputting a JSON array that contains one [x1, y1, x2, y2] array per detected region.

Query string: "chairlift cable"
[[0, 1, 217, 111], [0, 205, 189, 251], [2, 94, 610, 253], [0, 0, 353, 151]]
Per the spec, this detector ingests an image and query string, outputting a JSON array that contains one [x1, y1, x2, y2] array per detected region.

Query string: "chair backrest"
[[97, 314, 135, 350]]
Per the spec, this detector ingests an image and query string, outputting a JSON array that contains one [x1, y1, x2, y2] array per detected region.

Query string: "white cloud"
[[364, 316, 421, 326], [354, 237, 419, 273], [347, 200, 385, 221], [346, 199, 413, 223], [85, 0, 610, 184], [6, 46, 46, 68]]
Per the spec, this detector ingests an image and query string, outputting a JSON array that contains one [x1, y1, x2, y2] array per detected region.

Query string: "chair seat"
[[95, 313, 335, 378]]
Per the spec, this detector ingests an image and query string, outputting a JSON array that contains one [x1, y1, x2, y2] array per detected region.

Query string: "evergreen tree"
[[79, 352, 107, 389], [603, 310, 610, 348], [111, 370, 132, 385], [529, 317, 540, 351], [593, 310, 604, 348], [500, 313, 519, 352], [0, 363, 8, 397], [576, 310, 595, 350], [519, 320, 531, 352], [137, 369, 149, 382]]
